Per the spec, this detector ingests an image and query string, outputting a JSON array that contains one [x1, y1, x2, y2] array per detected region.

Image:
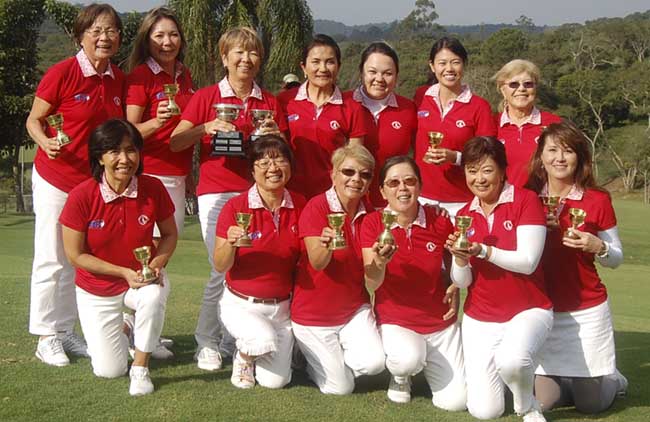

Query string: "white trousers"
[[418, 197, 467, 221], [462, 308, 553, 420], [381, 323, 467, 411], [29, 168, 77, 336], [76, 273, 170, 378], [147, 174, 186, 237], [220, 288, 293, 389], [195, 191, 240, 349], [292, 305, 386, 395]]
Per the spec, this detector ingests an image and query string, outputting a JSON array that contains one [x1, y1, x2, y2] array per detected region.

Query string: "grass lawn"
[[1, 198, 649, 421]]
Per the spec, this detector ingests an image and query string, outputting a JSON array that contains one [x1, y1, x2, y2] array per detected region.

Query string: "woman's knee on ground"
[[92, 359, 128, 379]]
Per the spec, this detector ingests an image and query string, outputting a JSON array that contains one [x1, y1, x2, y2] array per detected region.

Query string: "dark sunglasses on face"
[[384, 176, 418, 188], [507, 81, 535, 89], [339, 168, 373, 180]]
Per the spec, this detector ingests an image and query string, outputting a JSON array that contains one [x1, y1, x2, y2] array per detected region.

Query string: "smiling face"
[[430, 48, 464, 91], [465, 156, 505, 204], [252, 153, 292, 192], [501, 71, 537, 112], [79, 13, 120, 64], [332, 157, 372, 202], [380, 162, 421, 214], [361, 52, 397, 100], [222, 44, 262, 83], [148, 17, 181, 67], [540, 136, 578, 184], [301, 45, 340, 90], [100, 136, 140, 189]]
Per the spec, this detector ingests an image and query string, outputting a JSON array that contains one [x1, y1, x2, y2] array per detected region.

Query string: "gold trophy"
[[235, 212, 253, 247], [427, 131, 444, 148], [453, 216, 473, 250], [45, 113, 72, 147], [211, 103, 245, 156], [541, 195, 560, 224], [163, 84, 181, 115], [133, 246, 158, 283], [250, 109, 275, 141], [564, 208, 586, 239], [377, 210, 397, 247], [327, 213, 347, 250]]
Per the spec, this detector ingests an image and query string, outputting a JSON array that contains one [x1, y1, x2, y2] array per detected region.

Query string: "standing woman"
[[345, 42, 417, 208], [285, 34, 370, 199], [415, 37, 496, 217], [170, 26, 287, 372], [25, 3, 125, 366], [494, 60, 561, 188], [291, 144, 385, 395], [361, 156, 466, 408], [526, 121, 627, 414], [448, 137, 552, 421]]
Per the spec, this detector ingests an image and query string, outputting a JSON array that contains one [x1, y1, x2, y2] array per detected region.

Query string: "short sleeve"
[[59, 186, 90, 232], [269, 93, 288, 133], [346, 99, 370, 139], [152, 178, 175, 222], [298, 198, 328, 239], [474, 98, 497, 137], [181, 88, 210, 126], [596, 192, 617, 231], [360, 212, 382, 248], [35, 63, 66, 107], [125, 67, 149, 107], [518, 189, 546, 226], [216, 198, 237, 238]]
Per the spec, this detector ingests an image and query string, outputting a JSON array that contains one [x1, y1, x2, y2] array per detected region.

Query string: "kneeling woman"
[[214, 135, 305, 389], [361, 156, 466, 409], [60, 119, 177, 396]]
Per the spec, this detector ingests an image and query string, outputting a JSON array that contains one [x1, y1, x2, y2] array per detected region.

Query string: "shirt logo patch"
[[417, 110, 429, 118], [88, 219, 105, 229], [456, 120, 466, 128], [251, 231, 262, 240], [113, 97, 121, 106], [503, 220, 513, 231], [467, 227, 475, 238], [288, 113, 299, 122], [426, 242, 436, 252], [74, 93, 90, 102], [391, 121, 402, 130], [155, 91, 166, 100], [138, 215, 150, 225], [330, 120, 340, 130]]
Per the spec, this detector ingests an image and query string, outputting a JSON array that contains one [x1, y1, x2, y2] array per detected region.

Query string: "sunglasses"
[[507, 81, 535, 89], [384, 176, 418, 188], [339, 168, 373, 180]]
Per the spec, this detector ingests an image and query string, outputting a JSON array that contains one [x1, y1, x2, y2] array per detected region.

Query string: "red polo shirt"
[[34, 50, 126, 193], [291, 187, 371, 326], [497, 108, 562, 187], [458, 184, 551, 322], [216, 186, 305, 298], [414, 84, 497, 202], [180, 77, 287, 195], [345, 88, 417, 207], [540, 187, 616, 312], [285, 82, 370, 198], [360, 206, 456, 334], [59, 175, 174, 297], [126, 59, 195, 176], [276, 86, 300, 115]]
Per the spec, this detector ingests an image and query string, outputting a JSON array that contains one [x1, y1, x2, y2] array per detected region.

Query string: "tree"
[[0, 0, 45, 212], [515, 14, 535, 32], [479, 28, 528, 68], [392, 0, 443, 41], [604, 124, 650, 193]]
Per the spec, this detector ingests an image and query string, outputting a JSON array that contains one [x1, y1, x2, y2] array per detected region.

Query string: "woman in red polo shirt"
[[25, 4, 125, 367], [415, 37, 497, 217], [447, 137, 552, 421], [345, 42, 417, 208], [59, 119, 177, 396], [285, 34, 370, 199], [214, 135, 304, 390], [170, 26, 286, 372], [361, 156, 466, 409], [291, 144, 385, 395], [493, 60, 561, 188], [526, 121, 626, 414]]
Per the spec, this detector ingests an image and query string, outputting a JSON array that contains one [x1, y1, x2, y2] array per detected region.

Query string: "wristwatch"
[[596, 241, 610, 258], [477, 243, 488, 259]]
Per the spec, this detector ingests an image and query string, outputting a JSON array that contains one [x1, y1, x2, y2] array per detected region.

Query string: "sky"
[[74, 0, 649, 26]]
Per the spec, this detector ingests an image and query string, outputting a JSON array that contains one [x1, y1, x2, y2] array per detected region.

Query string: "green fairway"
[[1, 198, 649, 421]]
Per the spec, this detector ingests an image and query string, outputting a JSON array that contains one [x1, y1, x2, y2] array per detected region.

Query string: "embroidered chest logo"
[[88, 219, 105, 229], [330, 120, 340, 130], [467, 227, 476, 237], [417, 110, 429, 118], [251, 231, 263, 240], [426, 242, 436, 252], [74, 93, 90, 102], [456, 120, 466, 128], [138, 215, 150, 225], [113, 97, 121, 106], [288, 113, 299, 122], [391, 121, 402, 130], [503, 220, 513, 231], [155, 91, 166, 100]]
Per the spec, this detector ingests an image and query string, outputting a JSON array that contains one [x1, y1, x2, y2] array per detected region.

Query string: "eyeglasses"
[[384, 176, 418, 188], [255, 158, 290, 170], [339, 168, 373, 180], [85, 27, 121, 39], [507, 81, 535, 90]]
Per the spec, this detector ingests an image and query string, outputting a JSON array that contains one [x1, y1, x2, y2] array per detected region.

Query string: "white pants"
[[220, 288, 293, 389], [147, 174, 186, 237], [292, 305, 385, 395], [381, 323, 467, 411], [462, 308, 553, 420], [418, 197, 467, 221], [29, 168, 77, 336], [76, 273, 170, 378], [195, 191, 240, 349]]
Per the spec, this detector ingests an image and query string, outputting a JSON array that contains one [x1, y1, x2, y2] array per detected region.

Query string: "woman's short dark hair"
[[247, 134, 294, 174], [302, 34, 341, 65], [359, 41, 399, 74], [379, 155, 422, 187], [89, 119, 144, 182], [73, 3, 123, 45], [462, 136, 508, 174]]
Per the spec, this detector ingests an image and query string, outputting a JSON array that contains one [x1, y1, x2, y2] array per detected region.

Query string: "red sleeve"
[[413, 85, 428, 108], [181, 88, 210, 126], [59, 185, 90, 232], [434, 212, 454, 240], [270, 94, 288, 133], [518, 189, 546, 226], [347, 99, 370, 139], [216, 197, 237, 238], [35, 62, 67, 107], [474, 97, 497, 137], [298, 197, 328, 238], [360, 212, 381, 248], [595, 191, 617, 231], [151, 177, 175, 222], [125, 66, 149, 107]]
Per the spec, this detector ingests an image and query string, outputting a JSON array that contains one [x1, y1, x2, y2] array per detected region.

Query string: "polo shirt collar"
[[218, 76, 263, 100], [248, 185, 294, 210], [100, 174, 138, 203], [499, 106, 541, 127], [325, 186, 368, 221], [384, 205, 426, 229], [76, 49, 115, 79], [540, 183, 584, 201], [145, 57, 185, 80], [469, 182, 515, 213], [352, 86, 398, 108], [425, 83, 472, 104], [295, 82, 343, 105]]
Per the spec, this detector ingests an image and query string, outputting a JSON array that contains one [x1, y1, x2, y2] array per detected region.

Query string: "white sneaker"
[[615, 369, 628, 397], [522, 401, 546, 422], [231, 352, 255, 389], [129, 366, 154, 396], [36, 336, 70, 367], [58, 332, 89, 358], [159, 337, 174, 349], [387, 376, 411, 403], [151, 340, 174, 360], [194, 347, 223, 371]]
